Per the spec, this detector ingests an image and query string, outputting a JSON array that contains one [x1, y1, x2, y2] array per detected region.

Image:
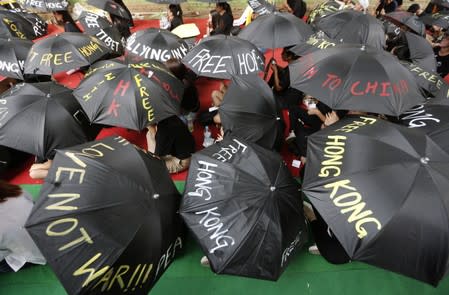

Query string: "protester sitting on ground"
[[168, 4, 183, 31], [210, 2, 234, 35], [283, 0, 307, 19], [206, 9, 220, 37], [303, 200, 351, 264], [433, 32, 449, 77], [407, 3, 422, 16], [146, 115, 195, 174], [198, 81, 226, 127], [0, 181, 46, 272], [53, 10, 82, 33], [165, 58, 200, 115], [268, 47, 304, 140]]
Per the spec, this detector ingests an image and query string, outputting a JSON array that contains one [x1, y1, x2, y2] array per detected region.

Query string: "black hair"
[[54, 10, 81, 33], [169, 4, 183, 18], [407, 3, 420, 13], [216, 2, 233, 18]]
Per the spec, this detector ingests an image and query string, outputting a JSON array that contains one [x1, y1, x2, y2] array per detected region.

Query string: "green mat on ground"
[[1, 184, 448, 295]]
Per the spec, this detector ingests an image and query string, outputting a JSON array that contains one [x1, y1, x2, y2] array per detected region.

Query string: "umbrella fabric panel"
[[238, 12, 313, 49], [289, 45, 424, 116], [182, 35, 265, 79], [355, 166, 449, 286]]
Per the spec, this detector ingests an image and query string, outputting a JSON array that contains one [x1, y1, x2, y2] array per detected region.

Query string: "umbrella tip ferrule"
[[270, 186, 276, 192], [420, 157, 430, 164], [361, 45, 366, 51], [46, 94, 51, 98], [153, 193, 160, 199]]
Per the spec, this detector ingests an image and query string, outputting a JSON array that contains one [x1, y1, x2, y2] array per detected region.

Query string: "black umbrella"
[[73, 58, 181, 130], [26, 136, 184, 295], [0, 81, 90, 160], [0, 9, 37, 40], [290, 31, 338, 56], [383, 11, 426, 36], [24, 32, 111, 76], [219, 75, 281, 150], [420, 12, 449, 30], [302, 115, 449, 286], [180, 136, 307, 280], [247, 0, 275, 16], [400, 99, 449, 133], [11, 8, 48, 37], [313, 9, 385, 50], [126, 28, 189, 62], [0, 37, 32, 80], [404, 31, 437, 72], [18, 0, 69, 11], [238, 11, 313, 49], [87, 0, 131, 19], [78, 11, 125, 55], [289, 44, 425, 116], [182, 34, 264, 79], [400, 61, 449, 98]]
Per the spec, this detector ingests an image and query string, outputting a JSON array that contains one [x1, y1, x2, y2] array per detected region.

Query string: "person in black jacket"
[[53, 10, 82, 33], [211, 2, 233, 35], [168, 4, 183, 31]]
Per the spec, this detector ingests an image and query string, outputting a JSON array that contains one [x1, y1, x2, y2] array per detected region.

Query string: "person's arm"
[[270, 62, 284, 92], [283, 0, 294, 13], [308, 107, 326, 122], [322, 111, 339, 128]]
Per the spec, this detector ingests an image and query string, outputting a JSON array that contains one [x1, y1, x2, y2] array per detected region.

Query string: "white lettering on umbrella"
[[187, 160, 217, 200], [212, 138, 247, 162], [96, 29, 120, 52], [126, 38, 188, 62], [402, 105, 440, 128], [83, 12, 101, 28], [195, 207, 235, 253], [0, 60, 23, 73]]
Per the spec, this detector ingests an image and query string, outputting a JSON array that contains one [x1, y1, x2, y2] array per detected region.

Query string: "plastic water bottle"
[[203, 126, 214, 148]]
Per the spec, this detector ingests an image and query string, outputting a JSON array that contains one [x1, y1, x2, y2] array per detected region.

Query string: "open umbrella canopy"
[[400, 61, 449, 98], [0, 81, 90, 160], [302, 115, 449, 286], [404, 31, 437, 72], [77, 11, 125, 55], [420, 12, 449, 30], [289, 44, 425, 116], [87, 0, 131, 19], [312, 9, 385, 50], [0, 9, 38, 40], [180, 136, 307, 281], [238, 11, 313, 49], [25, 136, 184, 295], [382, 11, 426, 37], [126, 28, 189, 62], [182, 34, 264, 79], [0, 37, 32, 80], [10, 8, 48, 38], [17, 0, 69, 11], [219, 74, 281, 150], [24, 33, 112, 76], [400, 99, 449, 133], [290, 31, 338, 56], [73, 58, 181, 130]]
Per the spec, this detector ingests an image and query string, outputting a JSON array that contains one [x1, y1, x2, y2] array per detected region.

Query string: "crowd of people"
[[1, 0, 449, 281]]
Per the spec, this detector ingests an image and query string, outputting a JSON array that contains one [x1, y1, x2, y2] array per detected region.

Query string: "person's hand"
[[215, 127, 224, 142], [324, 111, 339, 127], [269, 61, 277, 72], [29, 159, 53, 180], [307, 107, 319, 115]]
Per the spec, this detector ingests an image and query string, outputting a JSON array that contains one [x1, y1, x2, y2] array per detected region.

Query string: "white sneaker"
[[200, 256, 210, 267], [308, 245, 321, 255], [286, 130, 296, 142]]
